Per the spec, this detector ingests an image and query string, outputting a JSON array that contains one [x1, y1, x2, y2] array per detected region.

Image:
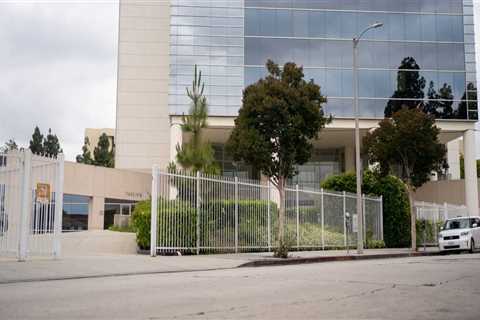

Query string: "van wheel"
[[470, 239, 475, 254]]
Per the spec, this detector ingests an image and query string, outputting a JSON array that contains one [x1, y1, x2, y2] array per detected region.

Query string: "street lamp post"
[[353, 22, 383, 254]]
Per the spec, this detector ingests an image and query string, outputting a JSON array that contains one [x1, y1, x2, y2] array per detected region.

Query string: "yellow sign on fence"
[[36, 183, 51, 203]]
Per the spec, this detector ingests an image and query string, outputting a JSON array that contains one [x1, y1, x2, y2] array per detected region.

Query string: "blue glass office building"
[[169, 0, 477, 120], [115, 0, 479, 215]]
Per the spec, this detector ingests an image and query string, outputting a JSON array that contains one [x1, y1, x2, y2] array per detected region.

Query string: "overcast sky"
[[0, 0, 119, 160], [0, 1, 480, 161]]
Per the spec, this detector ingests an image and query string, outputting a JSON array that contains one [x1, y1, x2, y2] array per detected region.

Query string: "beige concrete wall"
[[115, 0, 171, 171], [414, 179, 480, 208], [64, 161, 151, 230]]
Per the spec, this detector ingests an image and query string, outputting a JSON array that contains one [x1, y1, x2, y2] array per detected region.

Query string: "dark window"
[[63, 194, 89, 231]]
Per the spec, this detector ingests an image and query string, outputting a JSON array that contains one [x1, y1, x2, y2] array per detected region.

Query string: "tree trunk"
[[277, 176, 286, 244], [408, 185, 417, 251]]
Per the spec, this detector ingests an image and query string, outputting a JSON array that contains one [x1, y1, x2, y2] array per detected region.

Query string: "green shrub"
[[322, 171, 411, 248], [131, 199, 196, 250], [367, 240, 386, 249], [201, 200, 277, 249], [131, 200, 152, 250], [131, 198, 276, 251]]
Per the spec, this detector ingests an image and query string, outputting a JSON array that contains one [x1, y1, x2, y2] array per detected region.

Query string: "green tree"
[[29, 126, 44, 155], [1, 139, 19, 153], [43, 128, 62, 157], [174, 65, 219, 174], [93, 133, 114, 168], [227, 60, 330, 257], [384, 57, 426, 117], [76, 137, 94, 165], [363, 107, 447, 250]]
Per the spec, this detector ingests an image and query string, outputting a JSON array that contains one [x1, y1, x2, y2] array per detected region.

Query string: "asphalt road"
[[1, 254, 479, 319]]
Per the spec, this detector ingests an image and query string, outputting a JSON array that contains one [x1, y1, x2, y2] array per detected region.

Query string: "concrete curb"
[[239, 251, 442, 268]]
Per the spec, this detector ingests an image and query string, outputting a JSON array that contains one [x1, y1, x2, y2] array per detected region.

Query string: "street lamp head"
[[355, 22, 384, 42]]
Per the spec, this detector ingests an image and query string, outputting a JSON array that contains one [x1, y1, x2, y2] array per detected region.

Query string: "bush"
[[131, 200, 152, 250], [131, 199, 196, 251], [322, 171, 411, 248], [131, 198, 276, 251], [201, 200, 277, 249], [366, 240, 386, 249]]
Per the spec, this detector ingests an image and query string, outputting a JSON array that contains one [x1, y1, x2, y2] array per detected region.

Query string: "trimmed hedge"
[[131, 199, 277, 250], [322, 171, 411, 248]]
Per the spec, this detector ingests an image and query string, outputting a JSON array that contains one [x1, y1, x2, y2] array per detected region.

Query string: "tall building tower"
[[116, 0, 479, 214]]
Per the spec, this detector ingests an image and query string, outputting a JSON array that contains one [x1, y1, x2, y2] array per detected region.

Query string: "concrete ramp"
[[61, 230, 137, 256]]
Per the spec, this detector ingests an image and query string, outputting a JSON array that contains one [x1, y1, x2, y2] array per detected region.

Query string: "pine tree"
[[29, 126, 45, 155], [93, 133, 114, 168], [175, 65, 219, 174], [43, 128, 62, 157], [76, 137, 94, 165]]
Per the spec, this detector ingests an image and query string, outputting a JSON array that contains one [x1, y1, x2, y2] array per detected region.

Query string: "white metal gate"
[[0, 150, 64, 261], [150, 168, 383, 255]]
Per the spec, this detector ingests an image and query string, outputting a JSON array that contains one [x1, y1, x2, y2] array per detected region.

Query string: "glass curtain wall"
[[170, 0, 245, 116], [244, 0, 477, 120]]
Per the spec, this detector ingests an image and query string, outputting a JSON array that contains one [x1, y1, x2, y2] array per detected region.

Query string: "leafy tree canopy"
[[364, 107, 446, 189], [364, 107, 447, 250], [227, 60, 330, 184]]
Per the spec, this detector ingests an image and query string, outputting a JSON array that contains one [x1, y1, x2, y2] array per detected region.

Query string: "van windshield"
[[443, 219, 470, 230]]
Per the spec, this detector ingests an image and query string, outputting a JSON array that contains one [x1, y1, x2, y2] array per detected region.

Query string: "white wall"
[[115, 0, 171, 171]]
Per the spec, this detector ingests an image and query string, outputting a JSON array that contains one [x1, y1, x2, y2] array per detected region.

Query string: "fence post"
[[343, 191, 347, 248], [196, 171, 201, 255], [362, 194, 366, 247], [18, 150, 32, 261], [379, 195, 384, 241], [150, 166, 159, 257], [234, 176, 239, 253], [267, 180, 271, 252], [321, 188, 325, 250], [296, 184, 300, 250], [53, 154, 64, 259]]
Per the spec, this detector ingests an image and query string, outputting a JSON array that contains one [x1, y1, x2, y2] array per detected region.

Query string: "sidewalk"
[[0, 248, 439, 284]]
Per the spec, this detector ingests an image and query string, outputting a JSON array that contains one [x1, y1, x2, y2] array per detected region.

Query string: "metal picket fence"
[[415, 201, 468, 247], [150, 168, 383, 255], [0, 150, 64, 261]]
